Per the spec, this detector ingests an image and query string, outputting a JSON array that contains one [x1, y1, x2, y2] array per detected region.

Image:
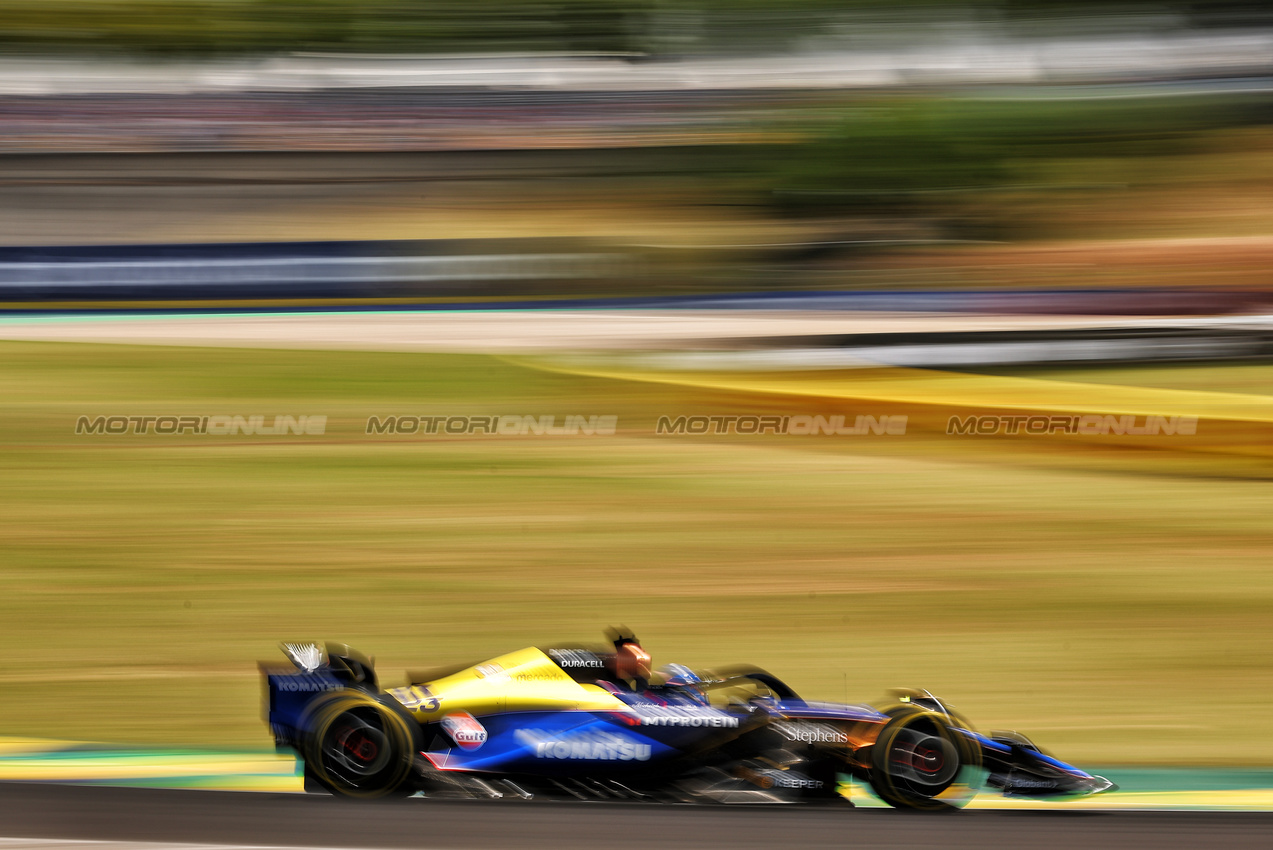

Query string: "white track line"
[[2, 311, 1269, 354], [0, 840, 450, 850]]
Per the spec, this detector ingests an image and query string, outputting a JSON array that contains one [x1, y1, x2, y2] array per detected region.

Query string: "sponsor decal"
[[772, 720, 849, 744], [548, 648, 605, 669], [441, 712, 488, 751], [738, 766, 824, 790], [998, 776, 1060, 790], [516, 728, 652, 762], [272, 674, 342, 693], [473, 661, 567, 684], [756, 769, 824, 790], [627, 706, 740, 728], [513, 670, 567, 682]]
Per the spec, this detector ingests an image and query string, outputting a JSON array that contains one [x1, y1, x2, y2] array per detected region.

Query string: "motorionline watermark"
[[75, 415, 327, 436], [655, 414, 907, 436], [366, 415, 618, 436], [946, 414, 1198, 436]]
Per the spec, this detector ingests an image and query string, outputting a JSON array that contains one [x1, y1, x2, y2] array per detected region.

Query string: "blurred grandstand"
[[0, 1, 1271, 336]]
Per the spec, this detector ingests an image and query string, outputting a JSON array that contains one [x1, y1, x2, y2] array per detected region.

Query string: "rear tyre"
[[302, 693, 416, 799], [869, 708, 979, 811]]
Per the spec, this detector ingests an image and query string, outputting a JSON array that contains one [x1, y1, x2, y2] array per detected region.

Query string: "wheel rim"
[[888, 726, 959, 793], [322, 710, 392, 783]]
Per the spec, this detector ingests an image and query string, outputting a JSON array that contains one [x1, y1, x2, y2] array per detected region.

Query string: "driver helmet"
[[605, 626, 652, 683]]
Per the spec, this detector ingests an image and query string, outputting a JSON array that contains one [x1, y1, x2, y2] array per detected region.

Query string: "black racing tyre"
[[303, 764, 333, 794], [869, 707, 979, 811], [301, 692, 416, 799]]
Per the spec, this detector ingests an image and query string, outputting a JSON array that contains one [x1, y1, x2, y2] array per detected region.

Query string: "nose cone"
[[1080, 775, 1119, 796]]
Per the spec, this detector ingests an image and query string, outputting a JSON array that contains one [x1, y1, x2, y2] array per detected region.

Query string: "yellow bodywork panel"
[[386, 647, 625, 720]]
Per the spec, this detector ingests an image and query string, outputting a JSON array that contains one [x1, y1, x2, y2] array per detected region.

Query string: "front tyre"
[[869, 708, 979, 811], [302, 693, 416, 798]]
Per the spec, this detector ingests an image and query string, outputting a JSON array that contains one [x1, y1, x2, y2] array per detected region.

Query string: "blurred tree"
[[5, 1, 1271, 57], [760, 94, 1260, 239]]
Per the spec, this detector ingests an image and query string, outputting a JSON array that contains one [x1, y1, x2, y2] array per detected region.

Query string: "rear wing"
[[260, 641, 378, 748]]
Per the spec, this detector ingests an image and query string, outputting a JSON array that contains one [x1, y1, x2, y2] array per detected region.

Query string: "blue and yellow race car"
[[260, 633, 1114, 810]]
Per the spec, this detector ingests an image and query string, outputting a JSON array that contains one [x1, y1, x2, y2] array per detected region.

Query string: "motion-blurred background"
[[0, 0, 1271, 771]]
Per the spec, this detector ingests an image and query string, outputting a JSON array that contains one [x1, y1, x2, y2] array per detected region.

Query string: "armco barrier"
[[0, 239, 628, 301], [0, 239, 1269, 316]]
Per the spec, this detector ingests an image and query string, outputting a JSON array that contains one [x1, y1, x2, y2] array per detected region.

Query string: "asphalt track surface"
[[2, 783, 1271, 850]]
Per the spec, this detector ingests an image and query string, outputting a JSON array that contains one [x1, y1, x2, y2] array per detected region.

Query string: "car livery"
[[260, 639, 1115, 809]]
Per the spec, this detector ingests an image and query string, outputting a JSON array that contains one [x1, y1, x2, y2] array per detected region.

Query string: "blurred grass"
[[1, 341, 1271, 765]]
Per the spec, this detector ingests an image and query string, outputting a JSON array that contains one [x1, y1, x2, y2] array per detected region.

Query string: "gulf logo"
[[441, 712, 488, 751]]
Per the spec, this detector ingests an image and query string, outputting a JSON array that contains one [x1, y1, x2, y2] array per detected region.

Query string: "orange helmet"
[[606, 626, 652, 682], [615, 640, 652, 682]]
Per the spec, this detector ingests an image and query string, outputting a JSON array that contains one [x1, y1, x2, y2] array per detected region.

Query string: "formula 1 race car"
[[260, 636, 1115, 810]]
